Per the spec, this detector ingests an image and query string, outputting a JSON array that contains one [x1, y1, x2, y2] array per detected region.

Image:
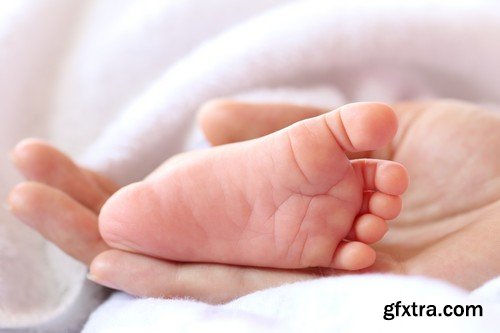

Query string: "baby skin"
[[97, 102, 408, 270]]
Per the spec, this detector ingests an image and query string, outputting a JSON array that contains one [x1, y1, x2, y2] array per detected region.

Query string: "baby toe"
[[375, 162, 409, 196], [330, 241, 376, 270], [353, 159, 409, 196], [353, 214, 388, 244], [369, 192, 402, 220]]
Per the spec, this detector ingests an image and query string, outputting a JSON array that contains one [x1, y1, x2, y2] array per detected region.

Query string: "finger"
[[7, 182, 108, 265], [197, 100, 379, 160], [197, 100, 326, 145], [199, 100, 430, 161], [81, 168, 120, 195], [89, 249, 315, 303], [11, 138, 115, 212]]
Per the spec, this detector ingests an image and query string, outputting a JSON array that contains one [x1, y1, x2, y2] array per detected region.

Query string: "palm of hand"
[[367, 101, 500, 288], [9, 100, 499, 302]]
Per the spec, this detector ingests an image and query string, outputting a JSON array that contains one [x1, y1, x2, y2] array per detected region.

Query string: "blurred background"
[[1, 0, 499, 331]]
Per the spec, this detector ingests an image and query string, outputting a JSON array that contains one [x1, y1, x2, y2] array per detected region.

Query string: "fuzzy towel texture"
[[1, 0, 499, 332]]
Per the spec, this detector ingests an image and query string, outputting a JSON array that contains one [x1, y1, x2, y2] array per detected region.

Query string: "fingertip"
[[10, 139, 60, 179], [7, 182, 51, 229], [88, 250, 118, 289], [90, 250, 114, 276], [13, 137, 48, 151], [8, 182, 37, 212], [197, 99, 236, 146], [12, 138, 48, 160]]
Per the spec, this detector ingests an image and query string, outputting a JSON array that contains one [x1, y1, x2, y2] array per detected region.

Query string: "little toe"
[[330, 241, 376, 270], [369, 192, 402, 220], [325, 102, 398, 152], [352, 214, 388, 244], [352, 159, 409, 196]]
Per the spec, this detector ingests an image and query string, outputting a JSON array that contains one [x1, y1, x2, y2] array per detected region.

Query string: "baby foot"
[[99, 102, 409, 270]]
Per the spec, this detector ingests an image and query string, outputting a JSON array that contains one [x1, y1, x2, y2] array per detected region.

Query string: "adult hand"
[[199, 99, 500, 289], [7, 99, 500, 303]]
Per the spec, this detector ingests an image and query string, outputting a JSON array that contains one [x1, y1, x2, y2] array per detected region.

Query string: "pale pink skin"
[[7, 100, 500, 303], [98, 103, 408, 270]]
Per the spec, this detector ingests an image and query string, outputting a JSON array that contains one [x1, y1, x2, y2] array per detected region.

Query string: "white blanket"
[[1, 0, 499, 331], [83, 275, 500, 333]]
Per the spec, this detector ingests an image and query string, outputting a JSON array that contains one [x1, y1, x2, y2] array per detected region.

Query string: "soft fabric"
[[83, 275, 500, 333], [0, 0, 499, 331]]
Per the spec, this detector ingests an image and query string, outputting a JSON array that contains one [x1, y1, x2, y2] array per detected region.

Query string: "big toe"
[[326, 102, 398, 152]]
